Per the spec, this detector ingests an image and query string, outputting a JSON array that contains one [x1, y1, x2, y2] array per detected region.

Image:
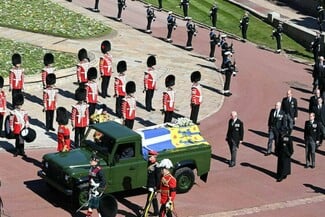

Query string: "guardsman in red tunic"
[[100, 40, 113, 98], [9, 53, 24, 108], [114, 60, 127, 118], [76, 48, 90, 85], [190, 71, 202, 125], [0, 76, 6, 136], [144, 55, 157, 112], [86, 67, 99, 119], [41, 53, 55, 89], [43, 73, 58, 132], [158, 159, 176, 217], [10, 93, 29, 157], [56, 107, 70, 152], [122, 81, 136, 129], [163, 75, 175, 123], [71, 87, 89, 148]]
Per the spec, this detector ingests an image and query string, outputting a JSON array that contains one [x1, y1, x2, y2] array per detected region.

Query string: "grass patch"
[[0, 0, 111, 39], [0, 38, 76, 77], [144, 0, 313, 61]]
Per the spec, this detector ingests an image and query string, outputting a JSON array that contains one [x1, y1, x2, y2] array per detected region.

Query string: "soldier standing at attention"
[[272, 22, 283, 53], [114, 61, 127, 118], [146, 5, 156, 34], [56, 107, 71, 152], [223, 51, 237, 97], [209, 3, 218, 28], [9, 53, 24, 108], [122, 81, 136, 129], [162, 75, 176, 123], [166, 12, 177, 42], [117, 0, 126, 22], [43, 73, 58, 132], [185, 17, 196, 50], [76, 48, 90, 86], [0, 76, 6, 136], [190, 71, 202, 125], [239, 11, 249, 41], [209, 27, 219, 62], [99, 40, 113, 98], [86, 67, 99, 119], [144, 55, 157, 112], [41, 53, 55, 89]]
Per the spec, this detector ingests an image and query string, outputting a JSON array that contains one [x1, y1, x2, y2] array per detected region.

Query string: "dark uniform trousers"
[[186, 31, 194, 47], [182, 2, 189, 17], [145, 89, 155, 111], [223, 69, 232, 92], [304, 120, 321, 167], [12, 89, 22, 108], [241, 23, 248, 39], [45, 110, 54, 130], [74, 127, 86, 148], [209, 42, 216, 59], [190, 103, 200, 124], [117, 1, 124, 19], [0, 114, 3, 134], [147, 17, 154, 31], [101, 76, 111, 98], [15, 134, 25, 155], [164, 111, 173, 123], [116, 96, 125, 118], [94, 0, 99, 10], [89, 103, 96, 120], [124, 119, 134, 129], [275, 35, 281, 50], [305, 137, 317, 167], [167, 24, 173, 39], [158, 0, 162, 9]]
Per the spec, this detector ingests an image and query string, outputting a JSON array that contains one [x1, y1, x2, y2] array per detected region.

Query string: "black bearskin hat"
[[0, 76, 3, 88], [117, 60, 127, 73], [87, 67, 98, 80], [12, 53, 21, 66], [78, 48, 88, 61], [165, 74, 175, 87], [101, 40, 111, 54], [14, 93, 24, 106], [43, 53, 54, 66], [46, 73, 56, 85], [56, 107, 69, 125], [191, 71, 201, 83], [90, 152, 100, 161], [75, 87, 86, 101], [126, 81, 136, 94], [147, 55, 156, 67]]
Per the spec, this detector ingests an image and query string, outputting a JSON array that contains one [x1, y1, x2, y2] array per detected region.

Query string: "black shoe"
[[92, 8, 100, 12], [311, 165, 315, 168], [276, 178, 283, 182], [107, 94, 111, 98], [22, 153, 27, 158], [50, 127, 55, 132], [264, 152, 271, 156], [224, 92, 232, 97], [195, 122, 200, 125], [146, 108, 151, 112], [151, 108, 156, 111], [13, 152, 18, 157], [305, 164, 310, 168]]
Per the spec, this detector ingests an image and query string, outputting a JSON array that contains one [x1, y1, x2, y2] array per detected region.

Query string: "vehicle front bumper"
[[37, 170, 73, 196]]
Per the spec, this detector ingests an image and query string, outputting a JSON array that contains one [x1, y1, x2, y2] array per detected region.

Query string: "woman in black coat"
[[276, 129, 294, 182]]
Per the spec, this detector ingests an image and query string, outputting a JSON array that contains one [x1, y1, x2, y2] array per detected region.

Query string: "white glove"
[[90, 179, 100, 188], [91, 189, 99, 196]]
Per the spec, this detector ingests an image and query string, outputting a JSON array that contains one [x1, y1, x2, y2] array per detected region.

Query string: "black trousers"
[[89, 103, 97, 121], [227, 138, 238, 166], [241, 25, 248, 39], [145, 89, 155, 111], [116, 96, 125, 118], [12, 89, 22, 108], [74, 127, 86, 148], [182, 5, 188, 17], [0, 114, 3, 134], [167, 25, 173, 39], [164, 111, 173, 123], [158, 0, 162, 9], [211, 16, 217, 27], [275, 36, 281, 50], [15, 134, 25, 155], [209, 43, 216, 58], [147, 18, 153, 30], [45, 110, 54, 130], [94, 0, 99, 9], [186, 32, 194, 47], [117, 4, 123, 19], [124, 119, 134, 129], [143, 190, 159, 216], [224, 71, 232, 91], [159, 203, 172, 217], [101, 76, 111, 98], [190, 104, 200, 124]]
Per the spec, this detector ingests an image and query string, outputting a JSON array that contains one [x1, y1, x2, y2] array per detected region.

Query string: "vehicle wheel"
[[174, 167, 195, 194], [99, 194, 118, 217], [73, 187, 89, 209]]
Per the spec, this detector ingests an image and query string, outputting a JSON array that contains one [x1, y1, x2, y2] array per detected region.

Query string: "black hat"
[[14, 93, 24, 106], [46, 73, 56, 85], [117, 60, 127, 73], [191, 71, 201, 83], [12, 53, 21, 66], [56, 107, 69, 125], [78, 48, 88, 61], [165, 74, 175, 87], [147, 55, 156, 67], [87, 67, 98, 80], [126, 81, 136, 94], [101, 40, 111, 54], [43, 53, 54, 66], [0, 76, 3, 88], [90, 152, 100, 161], [75, 87, 86, 101]]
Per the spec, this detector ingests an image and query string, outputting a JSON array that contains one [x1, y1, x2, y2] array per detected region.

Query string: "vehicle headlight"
[[44, 161, 49, 169]]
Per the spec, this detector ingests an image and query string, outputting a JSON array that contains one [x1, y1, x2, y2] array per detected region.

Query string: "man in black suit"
[[312, 96, 325, 144], [266, 102, 287, 156], [309, 88, 322, 113], [304, 113, 321, 168], [281, 89, 298, 135], [226, 111, 244, 167]]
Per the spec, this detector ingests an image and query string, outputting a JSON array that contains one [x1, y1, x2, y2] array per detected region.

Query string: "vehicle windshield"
[[83, 128, 115, 154]]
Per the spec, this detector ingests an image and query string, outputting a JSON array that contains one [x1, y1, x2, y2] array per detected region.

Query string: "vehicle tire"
[[174, 167, 195, 194], [73, 187, 89, 209], [99, 194, 118, 217]]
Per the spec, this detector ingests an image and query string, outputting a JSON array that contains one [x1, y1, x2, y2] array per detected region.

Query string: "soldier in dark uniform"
[[180, 0, 189, 19], [166, 11, 177, 42], [86, 154, 106, 217], [281, 89, 298, 135], [117, 0, 126, 22], [266, 102, 287, 156], [276, 128, 294, 182], [219, 35, 233, 69], [239, 12, 249, 41], [185, 17, 197, 50], [163, 75, 176, 123], [141, 150, 160, 217], [146, 5, 156, 33], [317, 5, 325, 32], [222, 51, 237, 97], [272, 22, 283, 53], [304, 113, 321, 168], [190, 71, 202, 125], [310, 32, 321, 64], [209, 27, 220, 62], [209, 3, 218, 28], [226, 111, 244, 167]]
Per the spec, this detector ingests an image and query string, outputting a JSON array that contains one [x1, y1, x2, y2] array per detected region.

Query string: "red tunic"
[[191, 84, 202, 105], [160, 173, 176, 204], [163, 89, 175, 112], [71, 103, 89, 128], [43, 87, 58, 110], [144, 68, 156, 90], [9, 68, 24, 90], [76, 61, 89, 83], [57, 125, 71, 152], [10, 109, 29, 135], [99, 53, 113, 77], [0, 90, 6, 115], [41, 67, 55, 87], [114, 75, 126, 97], [86, 81, 98, 104], [122, 95, 136, 120]]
